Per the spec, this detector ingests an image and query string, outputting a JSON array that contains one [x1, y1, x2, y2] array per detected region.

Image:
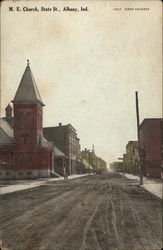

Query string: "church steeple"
[[27, 59, 30, 66], [13, 60, 44, 106], [92, 144, 95, 154]]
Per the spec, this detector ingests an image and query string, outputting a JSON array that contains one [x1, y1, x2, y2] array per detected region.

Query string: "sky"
[[1, 0, 162, 166]]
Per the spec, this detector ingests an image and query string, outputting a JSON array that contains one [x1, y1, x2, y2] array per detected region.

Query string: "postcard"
[[0, 1, 162, 250]]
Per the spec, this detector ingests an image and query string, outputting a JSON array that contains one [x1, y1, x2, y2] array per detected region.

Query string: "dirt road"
[[0, 173, 162, 250]]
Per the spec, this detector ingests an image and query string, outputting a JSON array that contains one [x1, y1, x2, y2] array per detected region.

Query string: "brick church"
[[0, 61, 54, 179]]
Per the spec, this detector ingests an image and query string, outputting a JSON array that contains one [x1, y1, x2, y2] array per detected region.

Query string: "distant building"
[[43, 123, 80, 175], [0, 61, 53, 179], [80, 148, 94, 174], [123, 141, 139, 174], [139, 118, 162, 178], [110, 161, 123, 173], [80, 147, 107, 174]]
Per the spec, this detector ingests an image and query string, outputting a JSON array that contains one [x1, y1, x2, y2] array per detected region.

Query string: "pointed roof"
[[5, 103, 12, 111], [13, 60, 44, 106], [38, 135, 50, 148], [0, 118, 13, 144]]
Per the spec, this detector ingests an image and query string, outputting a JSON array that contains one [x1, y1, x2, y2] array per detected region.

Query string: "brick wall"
[[139, 119, 162, 178]]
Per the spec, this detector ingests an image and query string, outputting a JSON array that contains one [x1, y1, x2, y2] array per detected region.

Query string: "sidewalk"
[[122, 173, 162, 199], [0, 174, 89, 195]]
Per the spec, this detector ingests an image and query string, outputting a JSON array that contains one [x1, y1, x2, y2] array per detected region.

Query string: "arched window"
[[26, 112, 34, 128], [21, 133, 30, 144], [38, 110, 42, 129], [18, 112, 25, 127]]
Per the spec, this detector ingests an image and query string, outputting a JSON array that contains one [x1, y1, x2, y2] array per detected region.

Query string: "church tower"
[[12, 60, 51, 178]]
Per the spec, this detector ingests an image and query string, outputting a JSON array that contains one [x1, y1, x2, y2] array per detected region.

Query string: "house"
[[123, 141, 139, 174]]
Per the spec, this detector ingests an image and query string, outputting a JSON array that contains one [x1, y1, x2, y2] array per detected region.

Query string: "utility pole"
[[135, 91, 143, 185]]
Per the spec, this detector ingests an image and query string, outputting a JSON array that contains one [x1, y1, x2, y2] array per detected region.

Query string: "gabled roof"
[[47, 141, 65, 157], [0, 118, 13, 138], [2, 117, 14, 128], [0, 118, 13, 144], [53, 145, 65, 157], [13, 63, 44, 106], [38, 135, 50, 148]]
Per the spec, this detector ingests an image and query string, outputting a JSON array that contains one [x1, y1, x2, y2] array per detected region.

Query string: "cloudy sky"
[[1, 1, 162, 166]]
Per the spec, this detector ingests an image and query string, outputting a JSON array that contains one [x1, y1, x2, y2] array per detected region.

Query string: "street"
[[0, 173, 162, 250]]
